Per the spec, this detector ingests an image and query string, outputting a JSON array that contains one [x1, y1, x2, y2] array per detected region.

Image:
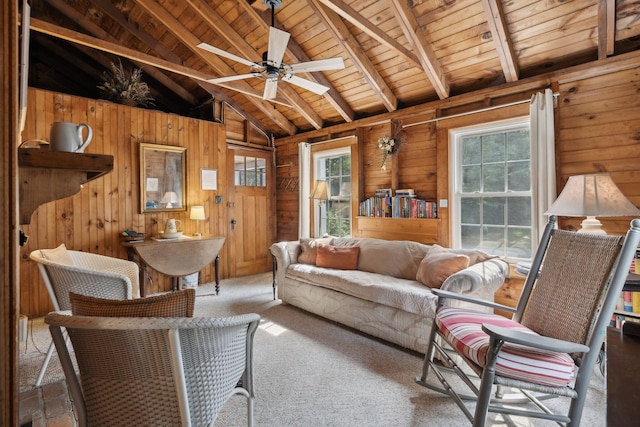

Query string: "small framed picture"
[[201, 168, 217, 190]]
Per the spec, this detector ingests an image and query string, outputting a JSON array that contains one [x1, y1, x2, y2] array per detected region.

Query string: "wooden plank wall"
[[274, 54, 640, 311], [19, 88, 230, 318]]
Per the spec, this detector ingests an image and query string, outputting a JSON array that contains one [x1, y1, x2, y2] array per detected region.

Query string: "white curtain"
[[530, 88, 557, 243], [298, 142, 311, 238]]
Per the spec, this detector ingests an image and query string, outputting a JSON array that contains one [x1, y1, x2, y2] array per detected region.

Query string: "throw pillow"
[[70, 288, 195, 317], [298, 237, 333, 265], [416, 245, 470, 288], [40, 243, 73, 266], [315, 244, 359, 270]]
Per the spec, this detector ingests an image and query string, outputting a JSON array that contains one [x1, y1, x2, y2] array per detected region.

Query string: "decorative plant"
[[378, 135, 395, 170], [97, 60, 154, 107]]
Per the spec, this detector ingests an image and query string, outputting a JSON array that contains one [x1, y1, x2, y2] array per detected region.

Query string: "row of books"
[[359, 195, 437, 218]]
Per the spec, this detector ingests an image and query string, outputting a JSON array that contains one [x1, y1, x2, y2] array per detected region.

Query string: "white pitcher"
[[165, 218, 181, 234], [50, 122, 93, 153]]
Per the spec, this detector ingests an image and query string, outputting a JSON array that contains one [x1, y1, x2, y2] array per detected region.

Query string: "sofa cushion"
[[416, 245, 470, 288], [285, 263, 438, 317], [70, 289, 195, 317], [298, 237, 333, 265], [316, 245, 359, 270], [332, 238, 430, 280], [40, 243, 73, 266]]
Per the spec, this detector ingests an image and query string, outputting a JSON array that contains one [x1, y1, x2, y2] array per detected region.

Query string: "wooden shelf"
[[19, 148, 114, 224], [354, 216, 439, 244]]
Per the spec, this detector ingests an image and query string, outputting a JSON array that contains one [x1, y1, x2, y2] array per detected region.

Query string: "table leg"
[[272, 254, 277, 300], [214, 255, 220, 295], [127, 247, 146, 298]]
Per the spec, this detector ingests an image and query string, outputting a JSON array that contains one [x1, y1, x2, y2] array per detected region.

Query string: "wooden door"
[[226, 148, 273, 277]]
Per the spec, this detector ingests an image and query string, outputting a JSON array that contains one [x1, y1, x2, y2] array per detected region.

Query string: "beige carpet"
[[19, 272, 606, 426]]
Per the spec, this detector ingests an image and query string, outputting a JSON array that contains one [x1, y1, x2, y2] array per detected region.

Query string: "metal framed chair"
[[416, 215, 640, 426], [45, 312, 260, 427], [29, 246, 140, 386]]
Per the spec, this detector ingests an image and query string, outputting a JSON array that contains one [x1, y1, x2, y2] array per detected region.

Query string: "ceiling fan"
[[196, 0, 344, 101]]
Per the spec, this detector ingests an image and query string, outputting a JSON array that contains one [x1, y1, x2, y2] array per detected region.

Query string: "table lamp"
[[160, 191, 179, 208], [545, 173, 640, 234], [190, 205, 205, 236]]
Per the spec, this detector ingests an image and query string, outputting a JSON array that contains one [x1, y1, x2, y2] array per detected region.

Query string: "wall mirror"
[[140, 143, 187, 213]]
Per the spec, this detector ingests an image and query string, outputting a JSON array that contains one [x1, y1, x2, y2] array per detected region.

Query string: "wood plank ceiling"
[[24, 0, 640, 138]]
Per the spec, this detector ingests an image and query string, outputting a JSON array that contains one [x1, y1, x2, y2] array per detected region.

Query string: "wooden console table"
[[121, 236, 225, 297]]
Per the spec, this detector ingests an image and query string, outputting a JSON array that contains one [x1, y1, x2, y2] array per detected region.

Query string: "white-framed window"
[[450, 117, 533, 261], [313, 147, 351, 237]]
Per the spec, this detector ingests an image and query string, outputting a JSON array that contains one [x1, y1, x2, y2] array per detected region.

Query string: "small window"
[[234, 155, 266, 187]]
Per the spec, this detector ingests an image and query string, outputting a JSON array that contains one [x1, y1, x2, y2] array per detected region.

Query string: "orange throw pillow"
[[416, 245, 470, 288], [316, 244, 360, 270]]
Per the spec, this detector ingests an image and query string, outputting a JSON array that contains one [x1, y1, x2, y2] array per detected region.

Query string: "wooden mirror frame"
[[139, 143, 187, 213]]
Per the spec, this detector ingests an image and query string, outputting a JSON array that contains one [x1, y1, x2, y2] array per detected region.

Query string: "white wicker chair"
[[29, 246, 140, 386], [45, 312, 261, 427]]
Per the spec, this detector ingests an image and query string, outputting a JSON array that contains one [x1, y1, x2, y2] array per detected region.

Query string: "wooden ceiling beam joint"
[[479, 0, 519, 82]]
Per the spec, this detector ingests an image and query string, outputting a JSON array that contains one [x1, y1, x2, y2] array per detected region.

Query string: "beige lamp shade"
[[190, 205, 205, 236], [546, 173, 640, 233], [190, 205, 206, 220], [310, 180, 329, 200]]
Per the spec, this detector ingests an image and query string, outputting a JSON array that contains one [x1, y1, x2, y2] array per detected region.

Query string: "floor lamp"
[[546, 173, 640, 234], [310, 180, 329, 236]]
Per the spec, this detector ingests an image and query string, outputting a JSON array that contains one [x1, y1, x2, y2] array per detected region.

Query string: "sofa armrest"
[[269, 241, 301, 293], [440, 258, 509, 296]]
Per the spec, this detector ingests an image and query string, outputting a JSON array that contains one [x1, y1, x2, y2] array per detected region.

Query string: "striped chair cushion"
[[436, 307, 576, 387]]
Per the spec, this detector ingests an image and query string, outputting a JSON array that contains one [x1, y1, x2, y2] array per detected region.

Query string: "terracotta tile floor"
[[19, 381, 77, 427]]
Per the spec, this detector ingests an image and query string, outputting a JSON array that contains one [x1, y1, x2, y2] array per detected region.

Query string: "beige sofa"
[[269, 237, 509, 353]]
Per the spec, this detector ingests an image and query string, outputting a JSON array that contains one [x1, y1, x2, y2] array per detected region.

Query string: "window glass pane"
[[507, 160, 530, 191], [483, 164, 505, 192], [461, 136, 481, 165], [507, 227, 532, 258], [482, 197, 505, 225], [257, 158, 266, 187], [245, 157, 256, 186], [460, 198, 480, 224], [234, 155, 244, 186], [461, 225, 481, 249], [482, 133, 505, 163], [507, 196, 531, 226], [507, 130, 530, 160], [462, 165, 481, 193]]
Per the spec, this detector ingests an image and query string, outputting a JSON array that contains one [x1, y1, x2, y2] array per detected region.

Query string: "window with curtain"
[[450, 118, 533, 261], [314, 149, 351, 237]]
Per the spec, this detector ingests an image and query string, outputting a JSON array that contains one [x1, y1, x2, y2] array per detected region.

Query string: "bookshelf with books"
[[358, 189, 437, 219], [612, 254, 640, 327], [356, 189, 439, 244]]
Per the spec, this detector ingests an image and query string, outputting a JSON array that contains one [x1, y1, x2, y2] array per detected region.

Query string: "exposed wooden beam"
[[236, 0, 355, 123], [317, 0, 421, 69], [184, 0, 324, 130], [308, 0, 398, 112], [28, 17, 297, 135], [480, 0, 519, 82], [388, 0, 449, 99], [86, 0, 266, 133], [42, 0, 199, 106], [598, 0, 616, 59]]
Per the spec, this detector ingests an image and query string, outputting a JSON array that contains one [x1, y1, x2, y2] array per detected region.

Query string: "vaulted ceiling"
[[24, 0, 640, 138]]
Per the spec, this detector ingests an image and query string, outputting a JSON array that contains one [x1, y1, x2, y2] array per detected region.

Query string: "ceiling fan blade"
[[283, 75, 330, 95], [197, 42, 257, 67], [266, 26, 290, 67], [289, 57, 345, 73], [207, 74, 256, 84], [263, 78, 279, 100]]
